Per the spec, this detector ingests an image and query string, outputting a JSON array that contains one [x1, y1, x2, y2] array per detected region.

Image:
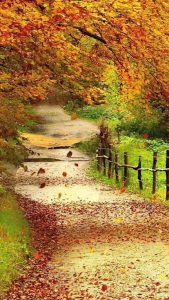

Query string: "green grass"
[[113, 137, 168, 201], [76, 106, 105, 122], [77, 137, 169, 202], [77, 139, 98, 156], [18, 119, 37, 133], [64, 101, 106, 122], [0, 188, 32, 297]]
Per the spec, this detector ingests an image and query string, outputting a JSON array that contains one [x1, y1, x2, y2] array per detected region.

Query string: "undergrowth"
[[0, 104, 37, 166], [64, 101, 106, 122]]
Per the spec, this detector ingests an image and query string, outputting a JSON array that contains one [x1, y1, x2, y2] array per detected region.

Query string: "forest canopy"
[[0, 0, 169, 141]]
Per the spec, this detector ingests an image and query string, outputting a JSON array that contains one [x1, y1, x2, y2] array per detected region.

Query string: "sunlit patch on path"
[[21, 132, 80, 149]]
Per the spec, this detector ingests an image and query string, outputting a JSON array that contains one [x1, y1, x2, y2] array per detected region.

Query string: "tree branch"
[[73, 26, 107, 44]]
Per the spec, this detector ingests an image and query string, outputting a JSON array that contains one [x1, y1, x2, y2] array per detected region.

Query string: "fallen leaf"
[[89, 247, 95, 253], [101, 284, 108, 292], [114, 217, 123, 223], [33, 251, 41, 260], [120, 267, 126, 273], [62, 172, 67, 177], [160, 273, 166, 280], [67, 151, 73, 158], [38, 168, 45, 175], [58, 193, 62, 199], [39, 182, 46, 188], [74, 163, 79, 167], [120, 186, 126, 193]]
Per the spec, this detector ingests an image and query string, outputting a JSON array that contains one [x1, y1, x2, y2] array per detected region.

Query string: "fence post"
[[138, 156, 143, 190], [108, 144, 113, 179], [100, 140, 104, 174], [97, 144, 101, 172], [166, 150, 169, 200], [102, 141, 106, 176], [115, 153, 119, 182], [152, 151, 158, 194], [124, 152, 128, 186]]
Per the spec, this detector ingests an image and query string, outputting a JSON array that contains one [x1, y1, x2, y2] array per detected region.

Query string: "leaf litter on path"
[[9, 106, 169, 300]]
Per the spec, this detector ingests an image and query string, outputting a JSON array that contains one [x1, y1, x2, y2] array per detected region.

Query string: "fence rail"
[[96, 126, 169, 200]]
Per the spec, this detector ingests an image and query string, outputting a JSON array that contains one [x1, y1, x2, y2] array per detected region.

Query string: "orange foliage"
[[0, 0, 168, 139]]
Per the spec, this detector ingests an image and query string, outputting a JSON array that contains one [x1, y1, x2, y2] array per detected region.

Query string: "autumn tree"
[[64, 0, 169, 118], [0, 0, 169, 142], [0, 0, 105, 144]]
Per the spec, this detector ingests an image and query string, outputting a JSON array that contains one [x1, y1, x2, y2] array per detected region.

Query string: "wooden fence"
[[96, 125, 169, 200]]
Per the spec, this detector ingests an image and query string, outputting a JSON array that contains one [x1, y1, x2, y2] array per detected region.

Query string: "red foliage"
[[143, 133, 149, 139]]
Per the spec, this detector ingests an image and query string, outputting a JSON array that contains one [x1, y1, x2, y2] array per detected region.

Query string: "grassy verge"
[[73, 104, 169, 202], [77, 137, 169, 203], [0, 103, 36, 296], [0, 187, 32, 297]]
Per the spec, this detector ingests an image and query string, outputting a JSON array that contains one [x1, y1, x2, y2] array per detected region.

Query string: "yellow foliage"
[[0, 0, 169, 134]]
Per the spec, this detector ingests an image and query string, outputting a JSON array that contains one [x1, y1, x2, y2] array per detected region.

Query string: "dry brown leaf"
[[38, 168, 45, 175], [71, 112, 78, 120], [67, 151, 73, 158], [39, 182, 46, 188]]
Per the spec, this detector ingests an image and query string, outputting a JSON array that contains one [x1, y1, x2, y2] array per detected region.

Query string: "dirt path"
[[6, 105, 169, 300]]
